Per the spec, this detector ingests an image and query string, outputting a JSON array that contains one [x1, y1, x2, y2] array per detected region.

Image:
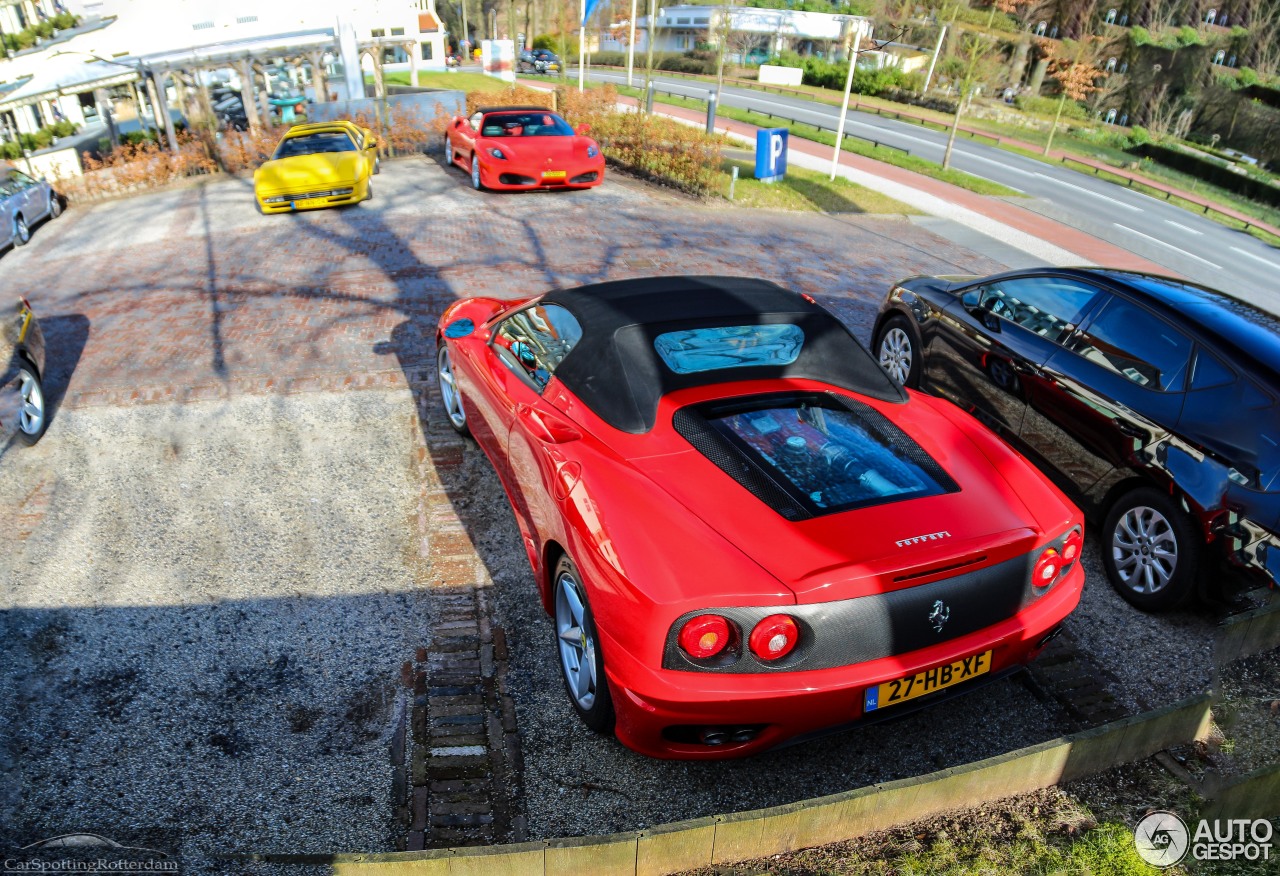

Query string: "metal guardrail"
[[642, 83, 911, 156]]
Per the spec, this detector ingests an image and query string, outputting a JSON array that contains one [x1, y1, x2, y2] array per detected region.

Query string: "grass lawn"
[[376, 70, 505, 92], [718, 158, 920, 214]]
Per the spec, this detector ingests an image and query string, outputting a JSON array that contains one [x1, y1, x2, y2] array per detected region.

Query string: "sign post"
[[754, 128, 788, 183]]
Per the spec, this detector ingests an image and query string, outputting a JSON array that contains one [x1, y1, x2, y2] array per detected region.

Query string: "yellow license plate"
[[542, 170, 567, 179], [293, 197, 328, 209], [864, 650, 992, 713]]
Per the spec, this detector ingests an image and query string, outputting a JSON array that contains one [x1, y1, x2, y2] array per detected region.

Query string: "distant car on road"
[[443, 106, 604, 192], [1, 165, 63, 251], [518, 49, 561, 74], [436, 275, 1084, 758], [253, 121, 380, 213], [1, 297, 47, 445], [873, 267, 1280, 611]]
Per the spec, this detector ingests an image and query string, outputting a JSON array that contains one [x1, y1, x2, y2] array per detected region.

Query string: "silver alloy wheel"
[[444, 135, 451, 163], [471, 154, 481, 189], [436, 347, 466, 430], [14, 216, 29, 245], [878, 327, 912, 385], [50, 196, 62, 219], [17, 368, 44, 435], [1112, 505, 1177, 594], [555, 572, 597, 711]]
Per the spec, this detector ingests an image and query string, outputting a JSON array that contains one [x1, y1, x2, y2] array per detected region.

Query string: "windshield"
[[481, 112, 574, 137], [274, 131, 356, 158]]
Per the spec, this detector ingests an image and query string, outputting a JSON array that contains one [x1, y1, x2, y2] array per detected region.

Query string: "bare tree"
[[1042, 37, 1101, 154], [1245, 1, 1280, 80], [942, 32, 999, 169]]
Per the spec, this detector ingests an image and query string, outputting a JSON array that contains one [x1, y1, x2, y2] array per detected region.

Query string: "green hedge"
[[1015, 94, 1089, 120], [1131, 142, 1280, 208]]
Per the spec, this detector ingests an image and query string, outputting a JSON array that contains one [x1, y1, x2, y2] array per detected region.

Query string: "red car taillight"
[[749, 614, 799, 661], [679, 615, 732, 659], [1032, 547, 1061, 587], [1061, 529, 1083, 565]]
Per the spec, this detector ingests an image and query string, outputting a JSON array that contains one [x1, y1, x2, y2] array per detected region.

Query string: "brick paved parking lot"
[[0, 157, 1222, 869]]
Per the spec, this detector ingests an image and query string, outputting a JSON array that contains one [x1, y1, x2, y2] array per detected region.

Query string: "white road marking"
[[1164, 219, 1203, 235], [962, 151, 1037, 177], [1040, 174, 1142, 210], [1112, 224, 1222, 268], [1230, 246, 1280, 268]]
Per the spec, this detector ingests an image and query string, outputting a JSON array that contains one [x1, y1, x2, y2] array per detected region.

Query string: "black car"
[[872, 268, 1280, 611], [518, 48, 561, 74]]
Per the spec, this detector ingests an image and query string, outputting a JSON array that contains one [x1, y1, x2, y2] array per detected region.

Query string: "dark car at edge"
[[872, 267, 1280, 611]]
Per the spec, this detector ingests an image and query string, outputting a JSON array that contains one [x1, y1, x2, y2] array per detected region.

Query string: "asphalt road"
[[588, 69, 1280, 311]]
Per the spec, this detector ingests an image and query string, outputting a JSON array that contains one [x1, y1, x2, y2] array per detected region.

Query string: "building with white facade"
[[0, 0, 447, 141], [616, 5, 870, 60]]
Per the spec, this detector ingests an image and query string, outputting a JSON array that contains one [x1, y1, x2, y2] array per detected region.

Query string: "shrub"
[[590, 51, 627, 67], [65, 132, 216, 202], [588, 110, 722, 195], [465, 85, 554, 115], [1127, 125, 1150, 147]]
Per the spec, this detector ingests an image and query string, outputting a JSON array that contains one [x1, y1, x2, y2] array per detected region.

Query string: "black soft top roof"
[[541, 276, 906, 433]]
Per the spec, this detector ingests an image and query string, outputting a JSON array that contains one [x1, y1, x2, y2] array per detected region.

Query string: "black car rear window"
[[674, 392, 958, 520], [275, 131, 356, 158]]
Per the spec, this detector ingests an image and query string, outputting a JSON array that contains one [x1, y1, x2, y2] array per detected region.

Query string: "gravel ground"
[[0, 391, 425, 873]]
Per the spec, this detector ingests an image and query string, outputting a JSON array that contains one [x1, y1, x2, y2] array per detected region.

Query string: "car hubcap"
[[51, 198, 61, 218], [555, 572, 597, 711], [1113, 505, 1177, 594], [16, 218, 28, 243], [444, 136, 451, 161], [879, 328, 912, 385], [471, 157, 480, 188], [18, 369, 44, 435], [437, 349, 465, 429]]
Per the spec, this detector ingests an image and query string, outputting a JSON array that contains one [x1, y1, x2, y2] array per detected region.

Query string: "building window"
[[371, 28, 386, 37], [391, 27, 404, 35], [677, 17, 690, 23], [421, 41, 434, 60], [192, 20, 214, 29], [236, 15, 258, 23]]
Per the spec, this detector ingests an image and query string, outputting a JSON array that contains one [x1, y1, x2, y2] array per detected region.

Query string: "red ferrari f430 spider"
[[442, 105, 605, 191], [435, 276, 1084, 758]]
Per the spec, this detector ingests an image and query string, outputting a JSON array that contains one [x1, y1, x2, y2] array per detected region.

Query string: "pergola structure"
[[0, 23, 436, 155]]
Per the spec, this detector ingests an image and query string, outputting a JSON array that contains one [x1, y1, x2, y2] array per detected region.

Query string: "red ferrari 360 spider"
[[442, 105, 604, 191], [435, 276, 1085, 759]]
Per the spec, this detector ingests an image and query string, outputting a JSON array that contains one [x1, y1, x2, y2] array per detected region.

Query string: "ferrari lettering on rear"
[[896, 530, 952, 547]]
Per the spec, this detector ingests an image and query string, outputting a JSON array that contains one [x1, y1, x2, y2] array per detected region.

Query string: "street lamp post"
[[830, 25, 863, 180]]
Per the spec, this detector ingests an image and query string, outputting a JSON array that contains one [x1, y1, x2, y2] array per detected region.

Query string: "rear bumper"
[[605, 564, 1082, 759]]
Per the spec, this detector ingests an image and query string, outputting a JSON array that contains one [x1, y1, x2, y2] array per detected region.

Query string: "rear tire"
[[13, 215, 29, 246], [1102, 488, 1199, 612], [49, 195, 63, 219], [553, 556, 615, 734]]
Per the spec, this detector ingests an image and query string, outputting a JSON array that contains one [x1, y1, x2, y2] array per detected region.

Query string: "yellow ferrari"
[[253, 121, 380, 214]]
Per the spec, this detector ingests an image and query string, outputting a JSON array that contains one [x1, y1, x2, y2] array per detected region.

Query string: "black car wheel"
[[875, 315, 921, 388], [553, 555, 615, 733], [1102, 488, 1199, 611]]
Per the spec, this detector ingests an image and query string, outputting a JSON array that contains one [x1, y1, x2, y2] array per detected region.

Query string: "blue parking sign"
[[755, 128, 788, 183]]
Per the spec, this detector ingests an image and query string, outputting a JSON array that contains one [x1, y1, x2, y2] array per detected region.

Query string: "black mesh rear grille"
[[674, 407, 808, 520]]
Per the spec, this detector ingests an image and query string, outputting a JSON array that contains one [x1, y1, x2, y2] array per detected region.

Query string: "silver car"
[[0, 298, 47, 444], [2, 164, 63, 249]]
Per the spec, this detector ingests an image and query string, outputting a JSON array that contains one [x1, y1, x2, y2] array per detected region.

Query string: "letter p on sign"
[[754, 128, 789, 183]]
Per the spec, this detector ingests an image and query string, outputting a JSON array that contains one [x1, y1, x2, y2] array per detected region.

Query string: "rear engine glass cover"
[[678, 393, 959, 519]]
